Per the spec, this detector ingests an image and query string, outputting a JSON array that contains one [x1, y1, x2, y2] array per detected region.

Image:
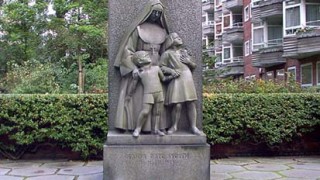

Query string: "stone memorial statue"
[[160, 33, 202, 135], [128, 51, 178, 137], [105, 0, 210, 179], [113, 0, 169, 132]]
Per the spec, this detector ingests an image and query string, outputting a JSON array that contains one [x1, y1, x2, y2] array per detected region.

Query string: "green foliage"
[[203, 93, 320, 146], [0, 94, 108, 159], [204, 79, 303, 93], [0, 60, 60, 94]]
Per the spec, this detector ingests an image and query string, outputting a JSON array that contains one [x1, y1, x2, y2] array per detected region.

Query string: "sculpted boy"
[[128, 51, 178, 137]]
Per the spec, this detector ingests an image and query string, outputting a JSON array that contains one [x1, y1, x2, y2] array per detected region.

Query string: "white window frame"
[[251, 0, 261, 8], [287, 66, 297, 82], [252, 22, 266, 51], [277, 69, 285, 76], [301, 63, 313, 87], [245, 41, 250, 56], [215, 22, 223, 38], [283, 0, 312, 36], [223, 13, 232, 30], [222, 45, 232, 64], [244, 5, 250, 22]]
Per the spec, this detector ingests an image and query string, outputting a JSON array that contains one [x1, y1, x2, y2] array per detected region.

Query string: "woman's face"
[[149, 10, 162, 22]]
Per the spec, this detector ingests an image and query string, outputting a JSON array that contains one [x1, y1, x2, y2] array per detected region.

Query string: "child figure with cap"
[[128, 51, 178, 137]]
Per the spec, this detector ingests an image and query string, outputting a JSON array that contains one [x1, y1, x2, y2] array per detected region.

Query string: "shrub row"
[[203, 93, 320, 146], [1, 94, 320, 159], [0, 94, 108, 159]]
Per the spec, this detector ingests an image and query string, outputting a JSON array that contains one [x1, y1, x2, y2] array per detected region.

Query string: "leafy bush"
[[203, 93, 320, 146], [0, 94, 108, 159], [204, 79, 303, 93], [1, 94, 320, 159]]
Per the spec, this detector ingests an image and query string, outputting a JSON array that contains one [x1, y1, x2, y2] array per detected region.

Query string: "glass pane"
[[288, 68, 296, 81], [306, 4, 320, 26], [224, 48, 231, 59], [286, 6, 300, 28], [253, 28, 264, 44], [301, 64, 312, 85], [224, 15, 230, 28]]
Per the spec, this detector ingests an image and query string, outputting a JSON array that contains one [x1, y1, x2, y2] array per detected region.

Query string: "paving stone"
[[211, 164, 245, 173], [26, 175, 75, 180], [231, 171, 282, 180], [78, 173, 103, 180], [0, 168, 10, 175], [213, 157, 258, 166], [0, 176, 24, 180], [253, 157, 297, 164], [0, 162, 42, 169], [9, 167, 57, 177], [85, 161, 103, 167], [210, 173, 232, 180], [41, 161, 85, 168], [244, 164, 290, 171], [293, 156, 320, 164], [280, 169, 320, 179], [58, 166, 103, 176], [288, 163, 320, 171]]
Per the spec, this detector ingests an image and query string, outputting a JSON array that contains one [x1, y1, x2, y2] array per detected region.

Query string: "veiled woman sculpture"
[[114, 0, 169, 132]]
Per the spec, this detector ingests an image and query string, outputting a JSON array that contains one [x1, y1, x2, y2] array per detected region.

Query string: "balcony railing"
[[225, 0, 243, 12], [306, 20, 320, 27], [222, 56, 244, 64], [202, 0, 214, 12]]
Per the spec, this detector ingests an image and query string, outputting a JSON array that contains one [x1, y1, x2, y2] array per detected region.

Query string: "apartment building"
[[202, 0, 320, 86]]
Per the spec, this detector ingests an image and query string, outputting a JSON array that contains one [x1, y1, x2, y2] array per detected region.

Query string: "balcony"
[[202, 21, 215, 35], [203, 46, 215, 57], [202, 0, 214, 12], [217, 57, 244, 77], [214, 9, 222, 21], [225, 0, 243, 12], [251, 6, 261, 23], [252, 39, 285, 67], [222, 23, 244, 44], [283, 28, 320, 59], [260, 0, 283, 20]]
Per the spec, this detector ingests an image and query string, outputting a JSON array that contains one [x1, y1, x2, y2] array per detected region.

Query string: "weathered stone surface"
[[244, 164, 290, 171], [108, 0, 203, 132], [85, 161, 103, 167], [78, 173, 103, 180], [58, 166, 103, 176], [0, 168, 10, 175], [26, 175, 75, 180], [280, 169, 320, 179], [0, 162, 42, 168], [231, 171, 282, 180], [0, 176, 23, 180], [9, 168, 57, 177], [210, 173, 232, 180], [254, 157, 297, 164], [213, 157, 258, 166], [104, 144, 210, 180], [210, 164, 245, 173], [288, 163, 320, 171], [41, 161, 85, 168], [107, 130, 207, 145]]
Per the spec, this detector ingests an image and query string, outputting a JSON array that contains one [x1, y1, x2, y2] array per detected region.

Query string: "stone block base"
[[103, 144, 210, 180]]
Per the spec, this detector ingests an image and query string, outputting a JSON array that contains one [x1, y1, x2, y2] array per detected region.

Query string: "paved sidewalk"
[[0, 156, 319, 180]]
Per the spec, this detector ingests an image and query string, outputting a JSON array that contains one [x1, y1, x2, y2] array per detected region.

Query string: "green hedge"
[[203, 93, 320, 146], [0, 94, 320, 159], [0, 94, 108, 159]]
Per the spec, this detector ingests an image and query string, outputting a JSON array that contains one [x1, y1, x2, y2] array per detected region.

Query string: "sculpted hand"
[[180, 55, 191, 64], [172, 70, 180, 78]]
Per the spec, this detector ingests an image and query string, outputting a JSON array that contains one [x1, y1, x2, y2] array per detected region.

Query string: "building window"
[[223, 14, 231, 29], [251, 0, 261, 8], [244, 5, 250, 22], [252, 22, 265, 51], [301, 63, 313, 87], [223, 46, 231, 63], [215, 22, 222, 36], [276, 69, 285, 82], [245, 41, 250, 56], [317, 62, 320, 85], [287, 66, 296, 82], [306, 2, 320, 26]]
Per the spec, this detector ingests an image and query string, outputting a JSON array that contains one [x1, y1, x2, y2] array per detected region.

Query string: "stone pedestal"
[[104, 142, 210, 180]]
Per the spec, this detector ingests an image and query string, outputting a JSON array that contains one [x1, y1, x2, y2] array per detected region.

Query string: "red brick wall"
[[243, 0, 259, 78]]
